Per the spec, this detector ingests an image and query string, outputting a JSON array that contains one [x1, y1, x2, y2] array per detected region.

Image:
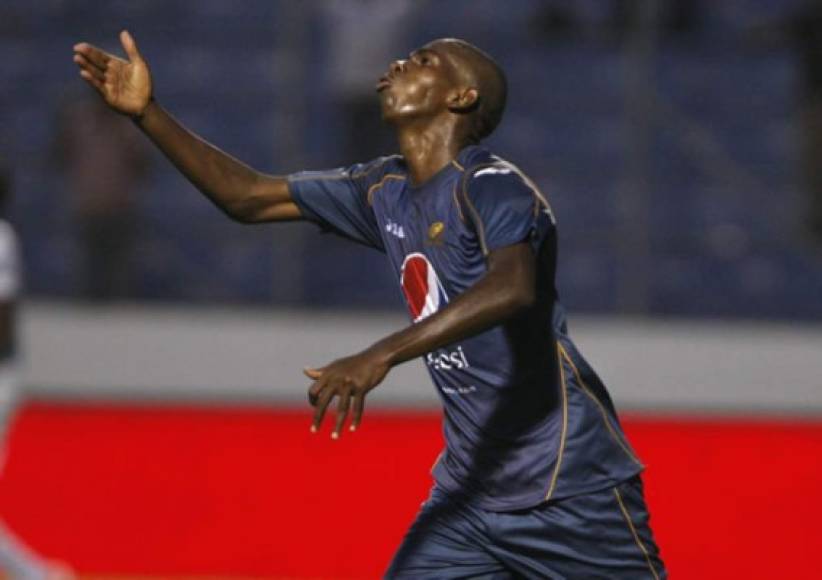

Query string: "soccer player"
[[73, 31, 667, 578], [0, 166, 73, 580]]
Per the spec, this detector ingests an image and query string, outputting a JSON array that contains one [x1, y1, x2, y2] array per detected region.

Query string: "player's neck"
[[396, 121, 470, 187]]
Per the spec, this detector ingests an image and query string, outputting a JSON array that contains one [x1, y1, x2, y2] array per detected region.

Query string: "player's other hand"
[[304, 347, 392, 439], [73, 30, 153, 118]]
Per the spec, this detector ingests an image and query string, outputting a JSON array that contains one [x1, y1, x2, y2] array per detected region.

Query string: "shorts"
[[386, 475, 666, 579]]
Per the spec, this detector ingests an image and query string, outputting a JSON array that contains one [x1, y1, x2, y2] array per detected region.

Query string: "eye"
[[412, 52, 432, 66]]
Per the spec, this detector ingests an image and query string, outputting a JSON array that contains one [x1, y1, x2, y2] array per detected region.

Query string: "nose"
[[390, 59, 406, 75]]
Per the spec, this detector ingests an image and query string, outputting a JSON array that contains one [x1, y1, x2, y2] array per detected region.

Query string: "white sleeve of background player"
[[0, 223, 20, 301]]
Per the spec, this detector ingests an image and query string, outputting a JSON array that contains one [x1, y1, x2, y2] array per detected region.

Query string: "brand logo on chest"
[[400, 253, 448, 323]]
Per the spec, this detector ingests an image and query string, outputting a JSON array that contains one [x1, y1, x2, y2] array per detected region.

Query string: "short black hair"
[[436, 39, 508, 142]]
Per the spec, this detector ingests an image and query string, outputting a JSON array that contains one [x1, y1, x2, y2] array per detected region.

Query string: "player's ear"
[[447, 87, 479, 114]]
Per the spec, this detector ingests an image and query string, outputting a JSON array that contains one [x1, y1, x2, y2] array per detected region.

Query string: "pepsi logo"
[[400, 253, 448, 323]]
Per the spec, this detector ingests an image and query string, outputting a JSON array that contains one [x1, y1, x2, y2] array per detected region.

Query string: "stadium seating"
[[1, 0, 820, 318]]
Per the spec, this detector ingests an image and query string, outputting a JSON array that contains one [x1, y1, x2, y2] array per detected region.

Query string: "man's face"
[[376, 43, 460, 125]]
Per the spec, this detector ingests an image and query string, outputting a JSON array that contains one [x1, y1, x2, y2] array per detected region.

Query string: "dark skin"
[[73, 32, 536, 438]]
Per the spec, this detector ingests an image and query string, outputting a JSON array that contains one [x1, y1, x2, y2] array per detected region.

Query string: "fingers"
[[120, 30, 142, 62], [332, 391, 351, 440], [303, 367, 323, 380], [307, 369, 326, 406], [311, 387, 334, 434], [72, 43, 112, 97], [73, 42, 111, 71], [73, 53, 106, 82], [350, 394, 365, 432], [307, 374, 357, 439], [78, 68, 105, 93], [310, 390, 358, 439]]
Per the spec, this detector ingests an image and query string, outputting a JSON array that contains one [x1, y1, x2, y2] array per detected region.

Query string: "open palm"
[[73, 30, 152, 117]]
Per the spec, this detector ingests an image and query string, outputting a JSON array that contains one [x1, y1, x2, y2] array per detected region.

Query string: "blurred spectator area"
[[1, 0, 821, 318]]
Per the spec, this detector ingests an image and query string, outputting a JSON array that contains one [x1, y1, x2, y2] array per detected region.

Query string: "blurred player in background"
[[53, 93, 150, 301], [73, 29, 666, 578], [748, 0, 822, 242], [322, 0, 419, 164], [0, 163, 71, 580]]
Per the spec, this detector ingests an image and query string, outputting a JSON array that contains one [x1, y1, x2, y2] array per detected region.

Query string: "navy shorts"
[[386, 475, 666, 579]]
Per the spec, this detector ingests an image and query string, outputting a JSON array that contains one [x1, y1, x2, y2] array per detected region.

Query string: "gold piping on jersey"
[[451, 158, 465, 172], [614, 488, 662, 580], [367, 174, 406, 206], [558, 343, 643, 466], [351, 156, 402, 180], [544, 340, 569, 501], [458, 162, 500, 256], [285, 172, 350, 183], [459, 160, 554, 255], [460, 179, 490, 256], [491, 158, 554, 220], [287, 155, 402, 183], [452, 182, 466, 223]]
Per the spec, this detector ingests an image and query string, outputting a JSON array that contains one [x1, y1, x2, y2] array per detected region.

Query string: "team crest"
[[427, 221, 445, 245], [400, 253, 448, 323]]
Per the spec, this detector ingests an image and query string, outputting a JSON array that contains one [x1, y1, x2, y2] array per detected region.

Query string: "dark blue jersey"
[[288, 145, 643, 511]]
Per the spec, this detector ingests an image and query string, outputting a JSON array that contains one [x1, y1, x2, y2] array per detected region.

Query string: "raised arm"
[[72, 30, 299, 223], [304, 242, 536, 438]]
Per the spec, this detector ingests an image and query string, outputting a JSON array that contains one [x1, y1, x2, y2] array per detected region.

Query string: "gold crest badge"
[[427, 221, 445, 244]]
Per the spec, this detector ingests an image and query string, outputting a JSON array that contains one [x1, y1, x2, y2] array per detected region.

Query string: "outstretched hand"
[[305, 348, 392, 439], [73, 30, 153, 118]]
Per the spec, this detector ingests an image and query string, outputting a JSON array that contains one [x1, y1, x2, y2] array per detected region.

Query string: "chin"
[[379, 101, 401, 125], [381, 111, 398, 125]]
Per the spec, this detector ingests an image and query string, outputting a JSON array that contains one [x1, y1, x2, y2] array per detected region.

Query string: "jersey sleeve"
[[460, 165, 555, 256], [287, 157, 394, 251]]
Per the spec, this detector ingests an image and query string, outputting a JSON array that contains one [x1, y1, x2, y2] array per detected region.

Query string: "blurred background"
[[0, 0, 820, 578]]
